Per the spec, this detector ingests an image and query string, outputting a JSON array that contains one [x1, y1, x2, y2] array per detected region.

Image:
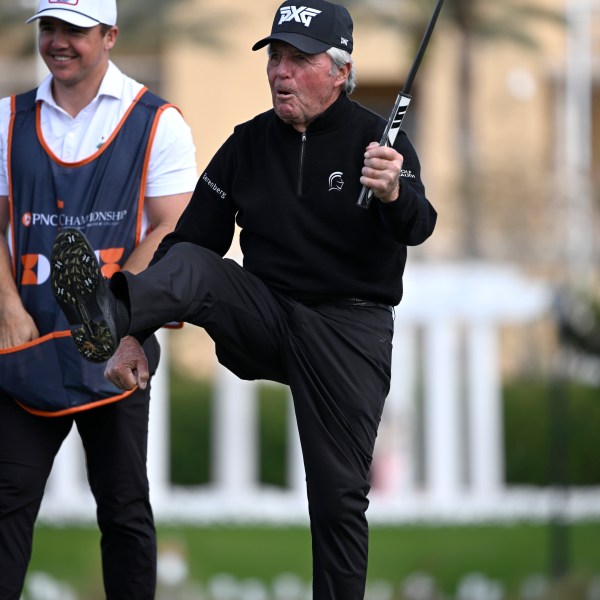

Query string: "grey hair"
[[327, 47, 356, 95]]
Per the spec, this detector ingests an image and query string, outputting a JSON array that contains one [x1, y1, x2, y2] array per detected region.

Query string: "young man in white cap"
[[0, 1, 197, 598], [51, 0, 437, 598]]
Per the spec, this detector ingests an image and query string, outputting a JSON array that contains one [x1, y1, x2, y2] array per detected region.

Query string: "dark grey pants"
[[116, 243, 394, 600]]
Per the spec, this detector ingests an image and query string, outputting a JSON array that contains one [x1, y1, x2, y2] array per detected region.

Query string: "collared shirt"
[[0, 61, 197, 198]]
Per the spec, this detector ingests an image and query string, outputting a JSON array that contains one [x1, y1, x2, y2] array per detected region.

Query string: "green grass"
[[26, 522, 600, 598]]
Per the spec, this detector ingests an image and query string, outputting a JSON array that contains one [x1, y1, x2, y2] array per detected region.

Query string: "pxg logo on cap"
[[278, 5, 322, 27]]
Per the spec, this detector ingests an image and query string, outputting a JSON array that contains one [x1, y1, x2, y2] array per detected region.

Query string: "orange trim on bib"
[[35, 87, 150, 168], [0, 330, 71, 354], [7, 95, 17, 276], [17, 387, 136, 417], [134, 101, 179, 244]]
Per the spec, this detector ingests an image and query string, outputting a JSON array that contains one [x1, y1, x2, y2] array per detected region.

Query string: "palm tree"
[[0, 0, 231, 57], [0, 0, 233, 97], [346, 0, 564, 258], [109, 0, 233, 54]]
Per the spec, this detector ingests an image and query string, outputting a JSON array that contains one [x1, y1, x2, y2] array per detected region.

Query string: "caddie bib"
[[0, 87, 171, 415]]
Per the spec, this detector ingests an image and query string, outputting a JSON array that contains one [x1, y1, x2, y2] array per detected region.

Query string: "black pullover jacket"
[[153, 92, 437, 306]]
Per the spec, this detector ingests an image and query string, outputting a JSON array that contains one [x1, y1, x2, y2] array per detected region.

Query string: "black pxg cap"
[[252, 0, 353, 55]]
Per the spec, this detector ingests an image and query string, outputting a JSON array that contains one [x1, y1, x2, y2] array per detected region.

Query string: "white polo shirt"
[[0, 61, 197, 198]]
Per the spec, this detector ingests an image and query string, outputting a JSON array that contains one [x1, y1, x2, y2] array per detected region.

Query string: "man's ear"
[[104, 25, 118, 51], [336, 62, 351, 88]]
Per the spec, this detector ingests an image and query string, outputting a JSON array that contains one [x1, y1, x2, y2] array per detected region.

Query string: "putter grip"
[[357, 185, 373, 209], [356, 93, 411, 210]]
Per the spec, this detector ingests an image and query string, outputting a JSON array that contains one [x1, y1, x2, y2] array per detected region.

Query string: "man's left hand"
[[360, 142, 403, 203]]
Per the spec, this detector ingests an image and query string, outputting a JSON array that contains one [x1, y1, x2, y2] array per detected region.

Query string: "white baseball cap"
[[27, 0, 117, 28]]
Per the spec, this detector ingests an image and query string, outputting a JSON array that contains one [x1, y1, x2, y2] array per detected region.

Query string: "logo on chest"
[[328, 172, 344, 192]]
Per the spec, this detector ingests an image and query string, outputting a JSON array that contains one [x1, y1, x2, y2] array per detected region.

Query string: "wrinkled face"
[[267, 41, 349, 132], [37, 17, 117, 89]]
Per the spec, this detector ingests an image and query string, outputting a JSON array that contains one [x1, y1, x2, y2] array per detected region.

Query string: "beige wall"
[[0, 0, 579, 270], [161, 0, 578, 269], [164, 0, 277, 170]]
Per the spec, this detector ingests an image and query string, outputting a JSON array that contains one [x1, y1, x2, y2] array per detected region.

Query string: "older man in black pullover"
[[51, 0, 437, 598]]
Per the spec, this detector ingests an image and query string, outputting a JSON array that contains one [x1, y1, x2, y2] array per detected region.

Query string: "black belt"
[[301, 296, 393, 313]]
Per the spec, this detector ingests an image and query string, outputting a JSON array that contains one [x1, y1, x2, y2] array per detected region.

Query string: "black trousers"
[[115, 243, 394, 600], [0, 375, 157, 600]]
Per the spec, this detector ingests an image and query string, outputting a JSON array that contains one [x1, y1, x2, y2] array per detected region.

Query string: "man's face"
[[267, 42, 349, 132], [37, 17, 117, 89]]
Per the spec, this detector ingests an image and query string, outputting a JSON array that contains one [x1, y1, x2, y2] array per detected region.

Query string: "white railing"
[[37, 262, 600, 524]]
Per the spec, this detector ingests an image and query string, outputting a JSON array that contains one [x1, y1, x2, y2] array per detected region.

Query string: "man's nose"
[[49, 28, 69, 46], [274, 57, 293, 77]]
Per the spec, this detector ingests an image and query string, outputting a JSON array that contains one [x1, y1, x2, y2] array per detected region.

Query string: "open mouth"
[[51, 55, 76, 63], [275, 88, 295, 99]]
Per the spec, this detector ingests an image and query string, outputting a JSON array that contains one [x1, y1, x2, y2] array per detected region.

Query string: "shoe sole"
[[51, 229, 117, 363]]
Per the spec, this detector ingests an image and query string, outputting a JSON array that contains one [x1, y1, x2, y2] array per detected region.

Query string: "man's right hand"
[[0, 301, 39, 349], [104, 335, 150, 391], [0, 217, 39, 348]]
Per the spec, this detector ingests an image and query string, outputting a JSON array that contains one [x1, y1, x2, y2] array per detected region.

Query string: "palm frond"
[[336, 0, 565, 52], [0, 0, 231, 57]]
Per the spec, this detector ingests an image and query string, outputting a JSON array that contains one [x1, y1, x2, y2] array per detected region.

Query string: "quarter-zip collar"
[[297, 131, 307, 196], [270, 92, 353, 198]]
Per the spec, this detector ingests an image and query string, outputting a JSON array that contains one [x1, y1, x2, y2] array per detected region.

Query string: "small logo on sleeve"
[[202, 172, 227, 200]]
